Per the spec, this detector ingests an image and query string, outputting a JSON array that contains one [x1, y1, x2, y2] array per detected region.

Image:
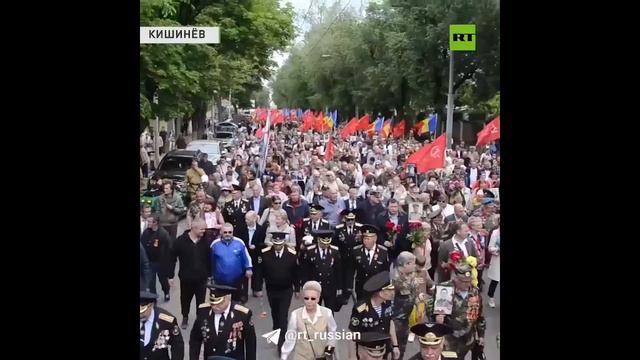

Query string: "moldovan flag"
[[381, 119, 392, 138], [393, 120, 406, 138], [406, 134, 446, 173], [476, 116, 500, 146], [325, 137, 334, 161]]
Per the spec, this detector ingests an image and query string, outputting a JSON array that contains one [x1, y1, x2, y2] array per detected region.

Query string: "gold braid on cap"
[[418, 332, 444, 346]]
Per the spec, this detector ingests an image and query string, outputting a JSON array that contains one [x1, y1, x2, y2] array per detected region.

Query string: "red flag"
[[393, 120, 406, 138], [476, 116, 500, 146], [340, 117, 359, 139], [355, 114, 371, 131], [271, 109, 284, 126], [325, 137, 334, 161], [256, 127, 264, 139], [406, 134, 446, 173]]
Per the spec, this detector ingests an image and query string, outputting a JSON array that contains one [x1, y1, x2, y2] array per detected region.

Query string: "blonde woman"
[[280, 281, 337, 360]]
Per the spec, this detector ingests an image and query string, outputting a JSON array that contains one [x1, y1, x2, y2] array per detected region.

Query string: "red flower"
[[449, 250, 463, 263], [409, 222, 422, 231], [395, 224, 403, 233], [385, 221, 396, 232]]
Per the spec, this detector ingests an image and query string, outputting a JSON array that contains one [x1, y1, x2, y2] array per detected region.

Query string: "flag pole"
[[446, 51, 455, 149]]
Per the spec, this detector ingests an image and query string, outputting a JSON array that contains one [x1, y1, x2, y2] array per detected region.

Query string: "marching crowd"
[[140, 122, 500, 360]]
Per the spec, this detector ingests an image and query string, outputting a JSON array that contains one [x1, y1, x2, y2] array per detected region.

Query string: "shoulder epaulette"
[[335, 224, 344, 229], [158, 313, 175, 323], [198, 303, 210, 309], [321, 219, 329, 223], [241, 199, 249, 202], [330, 245, 338, 251], [287, 247, 297, 255], [377, 245, 387, 251], [356, 302, 368, 313], [353, 244, 363, 250], [355, 223, 363, 227], [234, 304, 250, 314], [303, 218, 310, 221], [261, 246, 272, 253], [307, 245, 317, 250], [442, 351, 458, 358]]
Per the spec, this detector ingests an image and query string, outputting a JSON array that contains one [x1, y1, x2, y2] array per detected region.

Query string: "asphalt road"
[[152, 219, 500, 360]]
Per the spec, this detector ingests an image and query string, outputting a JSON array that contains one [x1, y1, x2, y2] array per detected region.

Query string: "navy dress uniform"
[[140, 291, 184, 360], [189, 285, 256, 360], [349, 272, 395, 358], [301, 230, 343, 312], [222, 185, 250, 229], [354, 332, 390, 360], [299, 204, 331, 247], [352, 224, 390, 300], [255, 232, 299, 350], [334, 209, 363, 303], [406, 323, 459, 360]]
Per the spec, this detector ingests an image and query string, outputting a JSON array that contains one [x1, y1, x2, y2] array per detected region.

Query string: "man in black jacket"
[[140, 243, 152, 292], [169, 219, 210, 329], [343, 187, 361, 212], [358, 188, 385, 226], [199, 153, 216, 176], [234, 211, 266, 297], [140, 291, 184, 360], [376, 198, 410, 260], [140, 215, 173, 302]]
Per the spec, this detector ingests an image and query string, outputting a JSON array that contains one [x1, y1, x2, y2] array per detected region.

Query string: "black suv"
[[145, 150, 205, 204]]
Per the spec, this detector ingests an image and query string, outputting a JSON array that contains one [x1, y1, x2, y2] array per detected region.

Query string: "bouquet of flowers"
[[384, 220, 403, 247], [293, 218, 304, 230], [408, 221, 425, 249]]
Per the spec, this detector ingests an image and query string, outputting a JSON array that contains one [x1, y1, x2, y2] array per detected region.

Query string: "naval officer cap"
[[363, 271, 394, 293], [314, 229, 334, 244], [208, 284, 236, 305], [355, 332, 391, 357], [360, 224, 379, 236], [410, 323, 453, 346], [270, 232, 288, 245]]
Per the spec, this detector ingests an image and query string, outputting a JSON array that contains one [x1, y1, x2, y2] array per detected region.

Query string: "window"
[[159, 157, 193, 172]]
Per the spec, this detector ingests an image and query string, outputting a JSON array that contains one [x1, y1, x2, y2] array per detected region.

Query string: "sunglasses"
[[303, 297, 317, 301], [223, 231, 233, 234], [274, 202, 281, 205]]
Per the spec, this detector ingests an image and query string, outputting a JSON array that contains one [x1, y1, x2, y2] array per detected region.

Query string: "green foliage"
[[271, 0, 499, 124], [140, 0, 295, 129]]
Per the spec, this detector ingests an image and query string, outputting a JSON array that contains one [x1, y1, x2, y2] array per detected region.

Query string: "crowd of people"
[[139, 120, 500, 360]]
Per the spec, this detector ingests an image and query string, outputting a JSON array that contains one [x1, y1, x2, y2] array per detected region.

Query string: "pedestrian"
[[153, 180, 186, 242], [301, 230, 343, 312], [280, 281, 338, 360], [405, 323, 458, 360], [352, 224, 390, 300], [255, 232, 299, 352], [467, 217, 487, 291], [210, 223, 253, 303], [428, 258, 485, 360], [141, 204, 152, 236], [428, 209, 446, 281], [318, 188, 346, 227], [222, 184, 250, 230], [334, 209, 363, 304], [189, 284, 256, 360], [200, 153, 215, 176], [186, 189, 215, 230], [185, 159, 206, 204], [169, 219, 210, 329], [437, 222, 478, 282], [486, 219, 500, 308], [283, 185, 310, 234], [264, 212, 296, 248], [141, 143, 151, 178], [235, 211, 266, 297], [140, 290, 184, 360], [358, 188, 385, 225], [376, 198, 410, 259], [247, 183, 270, 217], [140, 215, 172, 301], [348, 271, 400, 360]]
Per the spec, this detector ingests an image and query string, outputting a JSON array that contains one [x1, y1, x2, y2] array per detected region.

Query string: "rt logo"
[[450, 24, 476, 51]]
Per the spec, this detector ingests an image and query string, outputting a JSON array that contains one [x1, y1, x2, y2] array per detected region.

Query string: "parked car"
[[214, 131, 235, 148], [146, 150, 205, 206], [186, 140, 222, 164]]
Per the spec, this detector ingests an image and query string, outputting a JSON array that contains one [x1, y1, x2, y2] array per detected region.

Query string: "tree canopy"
[[271, 0, 500, 126]]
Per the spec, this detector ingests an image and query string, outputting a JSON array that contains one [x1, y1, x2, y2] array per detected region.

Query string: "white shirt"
[[365, 246, 376, 265], [214, 304, 232, 333], [140, 217, 147, 235], [275, 249, 284, 258], [452, 237, 469, 257], [348, 199, 358, 210], [432, 204, 455, 218], [247, 226, 256, 246], [469, 168, 479, 183], [280, 305, 338, 360], [140, 307, 155, 346]]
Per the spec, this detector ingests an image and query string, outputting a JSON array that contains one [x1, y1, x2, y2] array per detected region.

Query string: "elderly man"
[[406, 323, 458, 360], [235, 211, 266, 297], [319, 188, 346, 227], [210, 223, 253, 303], [247, 183, 270, 217], [444, 204, 469, 225]]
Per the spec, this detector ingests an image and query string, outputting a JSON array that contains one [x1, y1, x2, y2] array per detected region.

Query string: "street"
[[154, 219, 500, 360]]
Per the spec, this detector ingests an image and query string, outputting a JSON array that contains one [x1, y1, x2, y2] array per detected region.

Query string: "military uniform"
[[140, 291, 184, 360], [301, 230, 343, 312], [222, 185, 250, 229], [190, 285, 256, 360], [352, 243, 390, 301], [334, 209, 363, 302], [406, 323, 459, 360], [354, 332, 391, 360], [299, 213, 330, 250], [393, 272, 427, 360], [426, 262, 485, 360], [255, 233, 299, 349]]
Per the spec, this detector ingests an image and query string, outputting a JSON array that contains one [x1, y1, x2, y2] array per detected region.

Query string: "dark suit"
[[140, 243, 152, 291], [235, 224, 266, 293], [444, 214, 469, 225], [140, 306, 184, 360], [222, 199, 250, 230], [190, 302, 256, 360], [375, 212, 410, 259], [437, 239, 479, 282], [248, 196, 270, 217], [465, 167, 481, 188], [343, 198, 361, 212], [334, 222, 363, 299], [352, 244, 390, 300], [301, 244, 343, 312], [358, 200, 385, 225]]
